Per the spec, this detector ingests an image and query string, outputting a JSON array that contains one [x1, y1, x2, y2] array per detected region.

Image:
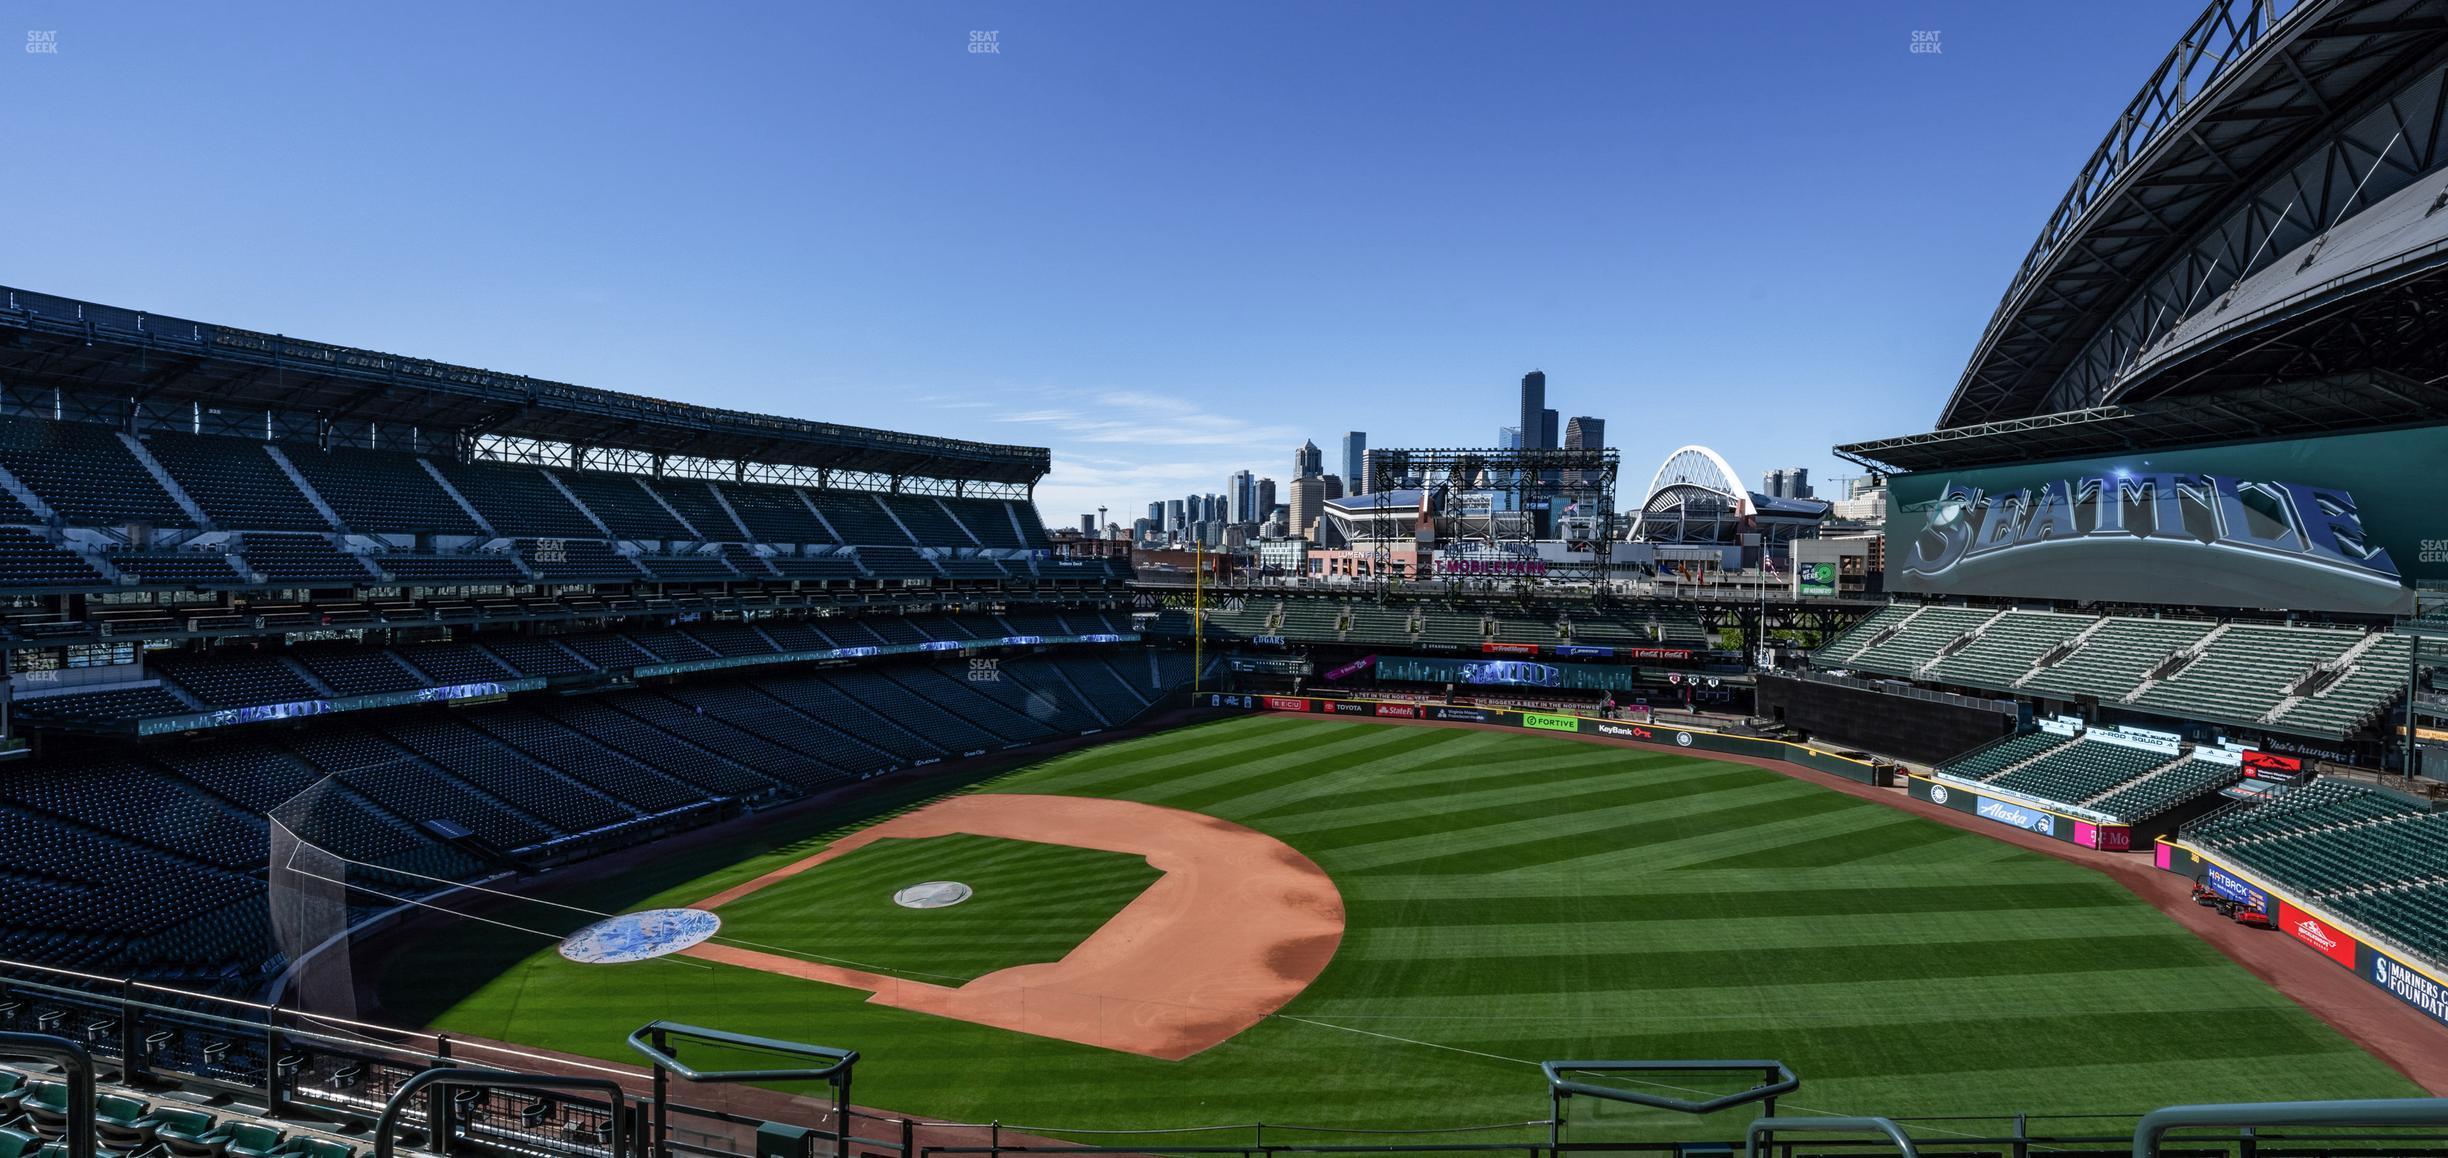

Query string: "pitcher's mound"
[[893, 880, 973, 909]]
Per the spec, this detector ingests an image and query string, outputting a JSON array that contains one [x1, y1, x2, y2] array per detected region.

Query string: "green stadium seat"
[[144, 1108, 220, 1158], [204, 1121, 284, 1158]]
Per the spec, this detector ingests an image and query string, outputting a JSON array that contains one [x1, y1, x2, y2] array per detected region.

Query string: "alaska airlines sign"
[[1898, 471, 2410, 614]]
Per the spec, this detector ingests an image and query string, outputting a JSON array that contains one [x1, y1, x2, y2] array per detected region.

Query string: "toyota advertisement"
[[1885, 424, 2448, 614]]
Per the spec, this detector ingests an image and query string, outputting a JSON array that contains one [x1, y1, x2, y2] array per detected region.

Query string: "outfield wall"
[[1190, 692, 1895, 786], [1906, 773, 2134, 851], [1757, 672, 2018, 764], [2157, 839, 2448, 1032]]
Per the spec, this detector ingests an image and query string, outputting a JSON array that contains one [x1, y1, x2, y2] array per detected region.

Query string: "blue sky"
[[4, 1, 2195, 524]]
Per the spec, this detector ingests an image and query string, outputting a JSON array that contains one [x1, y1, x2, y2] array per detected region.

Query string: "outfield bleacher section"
[[1933, 730, 2240, 825], [1819, 603, 2407, 740], [2188, 781, 2448, 968]]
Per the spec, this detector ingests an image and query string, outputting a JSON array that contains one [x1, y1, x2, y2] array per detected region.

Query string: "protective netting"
[[267, 774, 370, 1021]]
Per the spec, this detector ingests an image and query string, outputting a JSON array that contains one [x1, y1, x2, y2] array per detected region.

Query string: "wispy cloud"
[[988, 389, 1300, 448], [918, 384, 1306, 524]]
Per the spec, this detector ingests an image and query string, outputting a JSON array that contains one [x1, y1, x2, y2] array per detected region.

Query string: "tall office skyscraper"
[[1564, 417, 1604, 485], [1255, 477, 1277, 524], [1288, 475, 1325, 543], [1147, 501, 1164, 527], [1340, 431, 1367, 494], [1764, 469, 1787, 499], [1518, 370, 1546, 450], [1228, 470, 1255, 523], [1079, 514, 1096, 536], [1788, 468, 1812, 499], [1294, 439, 1323, 479], [1540, 409, 1559, 453], [1499, 426, 1521, 450], [1165, 499, 1186, 535]]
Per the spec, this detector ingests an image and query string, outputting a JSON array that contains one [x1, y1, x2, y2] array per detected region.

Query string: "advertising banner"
[[1261, 695, 1312, 712], [135, 677, 549, 736], [1885, 424, 2448, 614], [2070, 821, 2131, 851], [1520, 711, 1581, 732], [2241, 750, 2305, 781], [2370, 954, 2448, 1028], [1322, 655, 1377, 682], [2171, 846, 2448, 1029], [1554, 644, 1615, 658], [1372, 702, 1418, 718], [1975, 795, 2059, 837], [1798, 560, 1837, 597], [2204, 865, 2269, 911], [1481, 642, 1541, 656], [1379, 655, 1563, 689], [2278, 900, 2362, 968]]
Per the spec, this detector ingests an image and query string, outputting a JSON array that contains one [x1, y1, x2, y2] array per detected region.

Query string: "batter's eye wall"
[[1757, 673, 2017, 765]]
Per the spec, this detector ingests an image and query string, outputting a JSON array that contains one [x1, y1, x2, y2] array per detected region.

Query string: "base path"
[[682, 793, 1344, 1061]]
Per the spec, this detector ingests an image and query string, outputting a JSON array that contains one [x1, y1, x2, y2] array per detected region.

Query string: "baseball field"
[[376, 712, 2423, 1132]]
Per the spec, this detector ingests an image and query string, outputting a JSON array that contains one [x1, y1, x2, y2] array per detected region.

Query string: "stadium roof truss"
[[0, 287, 1049, 494], [1840, 369, 2448, 474], [1943, 0, 2448, 427]]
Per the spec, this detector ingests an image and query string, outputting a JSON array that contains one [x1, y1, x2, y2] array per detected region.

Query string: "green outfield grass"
[[377, 713, 2422, 1135], [715, 833, 1161, 982]]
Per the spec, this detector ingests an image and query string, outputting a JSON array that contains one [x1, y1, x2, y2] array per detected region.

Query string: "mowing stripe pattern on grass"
[[387, 714, 2422, 1134]]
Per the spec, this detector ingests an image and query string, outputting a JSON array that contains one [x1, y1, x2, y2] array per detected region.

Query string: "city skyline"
[[1097, 368, 1670, 542]]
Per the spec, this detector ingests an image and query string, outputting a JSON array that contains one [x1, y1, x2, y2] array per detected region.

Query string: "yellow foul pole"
[[1192, 542, 1204, 694]]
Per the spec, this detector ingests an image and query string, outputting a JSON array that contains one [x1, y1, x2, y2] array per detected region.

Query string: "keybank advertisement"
[[1886, 425, 2448, 614]]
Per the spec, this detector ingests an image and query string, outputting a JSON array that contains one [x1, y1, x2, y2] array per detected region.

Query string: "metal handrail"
[[0, 1032, 96, 1158], [373, 1068, 629, 1158], [2132, 1097, 2448, 1157], [1745, 1116, 1918, 1158]]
